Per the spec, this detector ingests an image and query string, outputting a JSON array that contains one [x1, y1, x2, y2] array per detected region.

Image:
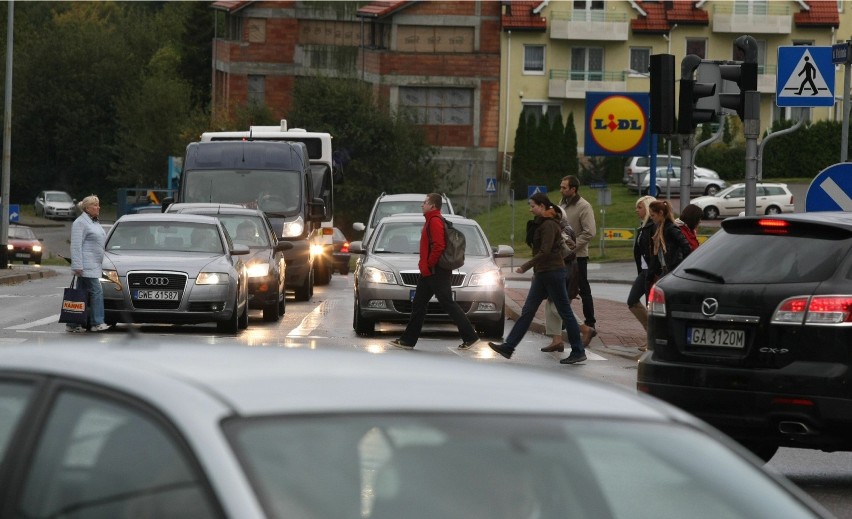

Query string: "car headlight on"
[[5, 244, 10, 251], [469, 269, 501, 287], [196, 272, 229, 285], [32, 245, 42, 253], [310, 244, 325, 257], [364, 266, 397, 285], [282, 216, 304, 238], [246, 262, 270, 278]]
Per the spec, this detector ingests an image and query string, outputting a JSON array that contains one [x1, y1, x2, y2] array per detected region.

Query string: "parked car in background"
[[627, 165, 727, 196], [638, 212, 852, 463], [165, 203, 293, 322], [331, 227, 351, 275], [33, 190, 79, 220], [351, 213, 512, 338], [6, 224, 43, 264], [623, 154, 719, 185], [690, 183, 795, 219], [0, 344, 833, 519], [353, 193, 454, 245], [100, 213, 250, 334]]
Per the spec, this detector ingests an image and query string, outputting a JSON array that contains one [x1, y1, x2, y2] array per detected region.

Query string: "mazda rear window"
[[678, 222, 852, 284]]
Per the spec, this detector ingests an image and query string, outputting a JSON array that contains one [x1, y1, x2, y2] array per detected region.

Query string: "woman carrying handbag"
[[646, 200, 693, 291]]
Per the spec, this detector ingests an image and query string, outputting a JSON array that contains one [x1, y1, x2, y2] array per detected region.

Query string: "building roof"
[[210, 0, 252, 13], [356, 1, 411, 19], [794, 1, 840, 27], [501, 1, 547, 32], [631, 1, 709, 34]]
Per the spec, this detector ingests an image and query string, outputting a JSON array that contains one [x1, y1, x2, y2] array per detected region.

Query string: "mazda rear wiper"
[[683, 267, 725, 283]]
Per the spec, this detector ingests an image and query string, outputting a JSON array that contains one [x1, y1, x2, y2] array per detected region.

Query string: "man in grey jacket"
[[544, 175, 597, 346], [68, 195, 109, 332]]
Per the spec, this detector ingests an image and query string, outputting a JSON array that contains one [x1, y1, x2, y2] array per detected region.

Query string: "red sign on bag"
[[63, 301, 86, 312]]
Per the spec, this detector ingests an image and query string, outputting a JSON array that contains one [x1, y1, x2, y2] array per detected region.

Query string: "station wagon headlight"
[[32, 245, 42, 253], [282, 217, 304, 238], [196, 272, 228, 285], [310, 244, 325, 257], [247, 263, 270, 278], [364, 266, 396, 285], [469, 269, 500, 287]]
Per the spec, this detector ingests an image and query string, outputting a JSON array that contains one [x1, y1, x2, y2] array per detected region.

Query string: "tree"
[[563, 112, 579, 178]]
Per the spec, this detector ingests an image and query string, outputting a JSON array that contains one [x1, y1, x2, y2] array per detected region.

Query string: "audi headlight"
[[196, 272, 229, 285], [102, 270, 121, 289], [469, 270, 500, 287], [247, 262, 270, 278], [282, 216, 304, 238], [364, 266, 396, 285]]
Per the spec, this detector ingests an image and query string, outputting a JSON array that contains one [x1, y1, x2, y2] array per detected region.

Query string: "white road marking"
[[6, 315, 60, 330], [288, 300, 334, 337], [820, 177, 852, 211], [0, 338, 27, 344]]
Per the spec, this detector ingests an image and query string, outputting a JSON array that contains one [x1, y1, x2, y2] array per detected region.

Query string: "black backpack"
[[428, 216, 465, 270]]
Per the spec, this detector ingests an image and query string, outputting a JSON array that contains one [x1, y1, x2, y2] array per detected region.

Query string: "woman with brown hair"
[[647, 200, 693, 287], [627, 195, 656, 351]]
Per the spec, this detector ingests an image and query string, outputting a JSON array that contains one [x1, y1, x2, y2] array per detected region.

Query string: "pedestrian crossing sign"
[[776, 46, 835, 107], [485, 177, 497, 193]]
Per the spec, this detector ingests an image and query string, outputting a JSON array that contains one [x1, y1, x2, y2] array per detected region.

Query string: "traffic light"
[[650, 54, 675, 135], [677, 55, 717, 135], [718, 62, 758, 120]]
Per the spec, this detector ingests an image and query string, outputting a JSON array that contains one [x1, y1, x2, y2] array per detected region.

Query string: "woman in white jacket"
[[68, 195, 109, 332]]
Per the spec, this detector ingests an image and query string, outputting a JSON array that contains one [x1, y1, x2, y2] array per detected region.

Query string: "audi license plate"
[[409, 290, 455, 302], [133, 290, 179, 301], [687, 327, 745, 348]]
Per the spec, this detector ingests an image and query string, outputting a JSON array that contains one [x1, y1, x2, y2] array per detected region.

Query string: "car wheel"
[[353, 296, 375, 336], [704, 184, 721, 196], [703, 206, 719, 220], [278, 286, 286, 315], [263, 286, 282, 322], [217, 296, 239, 335], [238, 298, 249, 330], [764, 205, 781, 215], [740, 441, 779, 463], [314, 257, 331, 286], [477, 307, 505, 339], [295, 270, 312, 301]]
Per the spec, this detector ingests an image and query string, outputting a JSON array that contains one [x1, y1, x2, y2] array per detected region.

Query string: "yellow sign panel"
[[602, 228, 634, 241]]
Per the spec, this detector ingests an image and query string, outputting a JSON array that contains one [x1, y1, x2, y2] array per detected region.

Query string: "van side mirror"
[[309, 198, 326, 222]]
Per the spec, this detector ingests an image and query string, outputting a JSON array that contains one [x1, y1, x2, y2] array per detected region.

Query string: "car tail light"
[[757, 219, 789, 234], [626, 168, 633, 178], [648, 285, 665, 316], [341, 242, 350, 253], [789, 194, 795, 205], [772, 296, 852, 325]]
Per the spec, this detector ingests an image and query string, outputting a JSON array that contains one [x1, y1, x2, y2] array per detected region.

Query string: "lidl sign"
[[585, 92, 650, 157]]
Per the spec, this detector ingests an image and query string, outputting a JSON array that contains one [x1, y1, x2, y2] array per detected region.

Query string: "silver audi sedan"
[[0, 344, 832, 519], [100, 213, 250, 334], [350, 213, 513, 338]]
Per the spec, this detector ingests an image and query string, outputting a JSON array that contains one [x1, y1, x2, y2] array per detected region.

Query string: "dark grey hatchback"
[[638, 212, 852, 462]]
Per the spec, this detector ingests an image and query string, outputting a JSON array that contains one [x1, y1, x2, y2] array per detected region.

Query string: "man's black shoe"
[[559, 352, 587, 365], [389, 339, 415, 350], [488, 342, 513, 359]]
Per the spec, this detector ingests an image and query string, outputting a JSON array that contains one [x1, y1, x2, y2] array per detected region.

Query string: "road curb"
[[0, 267, 58, 285]]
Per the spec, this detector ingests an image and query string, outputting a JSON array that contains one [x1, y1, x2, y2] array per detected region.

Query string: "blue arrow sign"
[[485, 177, 497, 193], [806, 163, 852, 212], [4, 203, 19, 223], [527, 185, 547, 198], [777, 46, 835, 107]]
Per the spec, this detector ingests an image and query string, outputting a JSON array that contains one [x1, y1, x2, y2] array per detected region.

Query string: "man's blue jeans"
[[78, 277, 105, 326], [504, 269, 583, 353]]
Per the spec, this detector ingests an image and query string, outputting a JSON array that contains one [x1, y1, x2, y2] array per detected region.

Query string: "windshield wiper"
[[683, 267, 725, 283]]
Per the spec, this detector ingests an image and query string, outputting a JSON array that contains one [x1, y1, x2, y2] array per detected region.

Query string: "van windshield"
[[184, 170, 303, 216]]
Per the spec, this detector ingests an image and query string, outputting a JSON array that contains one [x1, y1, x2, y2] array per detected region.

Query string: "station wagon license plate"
[[687, 327, 745, 348], [410, 290, 455, 302], [133, 290, 179, 301]]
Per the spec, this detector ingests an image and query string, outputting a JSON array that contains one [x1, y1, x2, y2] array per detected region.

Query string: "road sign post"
[[834, 41, 852, 162]]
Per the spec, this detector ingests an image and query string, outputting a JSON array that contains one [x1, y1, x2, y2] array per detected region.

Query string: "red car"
[[7, 225, 43, 265]]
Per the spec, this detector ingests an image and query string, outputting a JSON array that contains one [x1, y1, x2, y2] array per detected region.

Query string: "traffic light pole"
[[744, 91, 761, 216], [679, 133, 694, 210]]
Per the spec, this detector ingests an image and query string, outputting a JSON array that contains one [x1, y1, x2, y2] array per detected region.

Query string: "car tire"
[[740, 441, 779, 463], [704, 184, 721, 196], [238, 299, 249, 330], [478, 308, 505, 339], [217, 297, 239, 335], [294, 269, 313, 302], [263, 288, 281, 322], [353, 296, 375, 337], [764, 205, 781, 215], [314, 257, 331, 286], [278, 288, 286, 315], [703, 206, 719, 220]]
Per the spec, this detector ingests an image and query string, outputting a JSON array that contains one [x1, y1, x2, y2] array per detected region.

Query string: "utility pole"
[[0, 1, 14, 269]]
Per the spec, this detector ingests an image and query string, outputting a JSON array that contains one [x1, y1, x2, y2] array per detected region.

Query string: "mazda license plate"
[[687, 327, 745, 348], [133, 290, 179, 301]]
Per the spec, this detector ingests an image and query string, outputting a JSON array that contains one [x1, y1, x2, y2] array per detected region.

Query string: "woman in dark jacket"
[[489, 193, 586, 365], [627, 195, 656, 351], [647, 200, 693, 286]]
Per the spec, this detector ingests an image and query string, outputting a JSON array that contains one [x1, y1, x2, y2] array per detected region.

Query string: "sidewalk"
[[0, 264, 58, 285], [501, 262, 645, 361]]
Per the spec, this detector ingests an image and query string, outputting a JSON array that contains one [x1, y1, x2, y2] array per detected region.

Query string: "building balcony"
[[549, 10, 629, 41], [548, 70, 628, 99], [712, 3, 791, 34], [757, 64, 777, 95]]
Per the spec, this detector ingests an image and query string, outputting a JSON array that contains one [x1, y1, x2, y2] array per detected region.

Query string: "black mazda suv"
[[637, 212, 852, 462]]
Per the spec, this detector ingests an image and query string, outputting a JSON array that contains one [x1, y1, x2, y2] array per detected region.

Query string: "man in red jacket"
[[390, 193, 481, 350]]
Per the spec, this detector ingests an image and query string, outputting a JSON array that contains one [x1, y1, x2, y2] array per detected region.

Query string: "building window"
[[524, 45, 545, 75], [573, 0, 605, 21], [570, 47, 603, 81], [629, 48, 651, 74], [247, 18, 266, 43], [686, 39, 706, 59], [400, 87, 473, 125], [225, 14, 242, 41], [734, 0, 768, 15], [248, 75, 265, 105], [522, 104, 562, 126]]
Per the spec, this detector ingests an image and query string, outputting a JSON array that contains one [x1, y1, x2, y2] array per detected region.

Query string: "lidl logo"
[[584, 92, 650, 157]]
